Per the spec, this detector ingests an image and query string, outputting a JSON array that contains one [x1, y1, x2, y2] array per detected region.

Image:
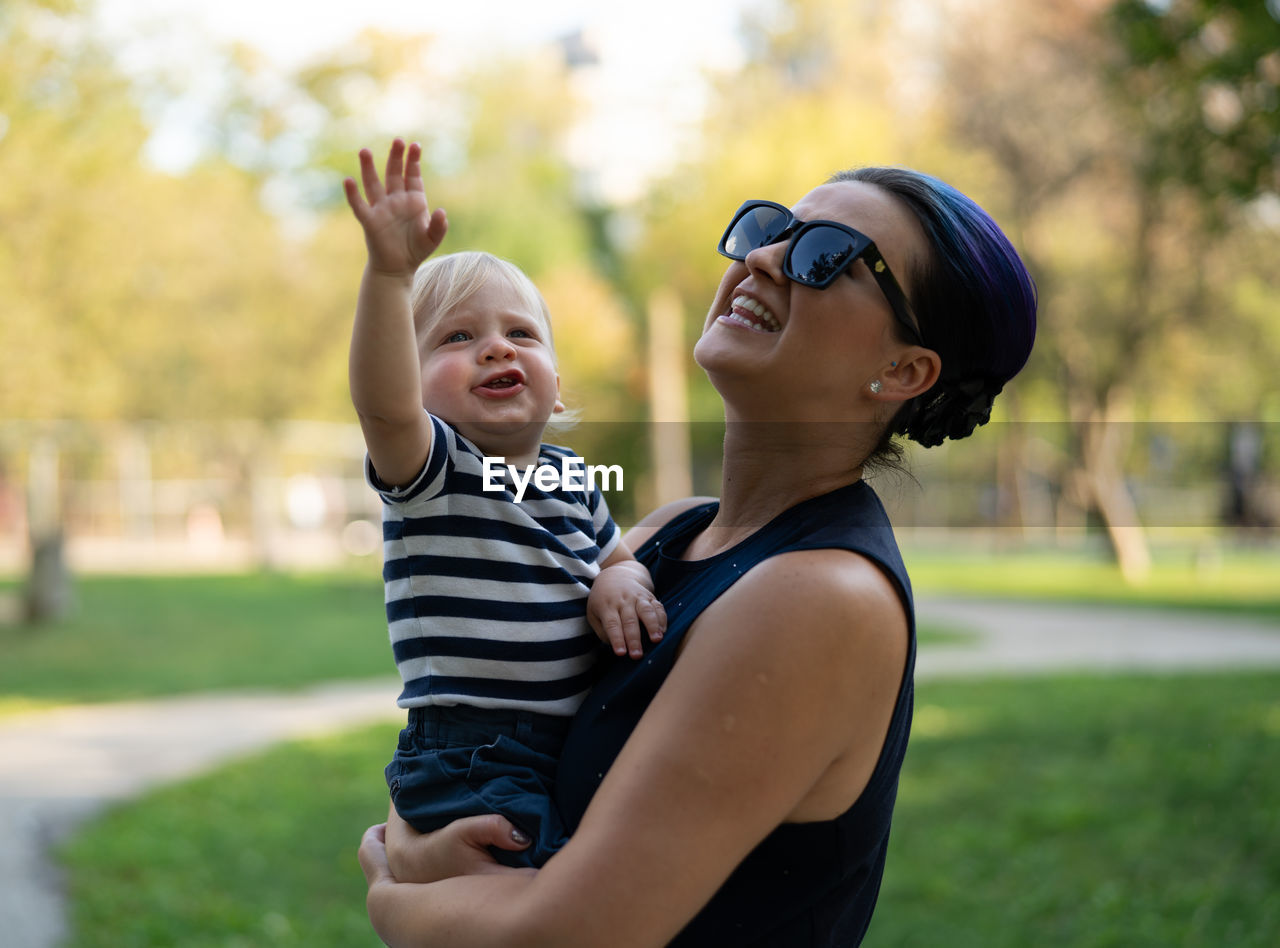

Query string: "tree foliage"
[[0, 1, 338, 422], [930, 0, 1280, 574], [621, 0, 941, 422], [0, 3, 641, 431], [4, 0, 1278, 562], [1105, 0, 1280, 202]]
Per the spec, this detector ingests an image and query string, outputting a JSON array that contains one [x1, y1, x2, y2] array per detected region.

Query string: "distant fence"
[[0, 419, 1274, 576], [0, 420, 380, 574]]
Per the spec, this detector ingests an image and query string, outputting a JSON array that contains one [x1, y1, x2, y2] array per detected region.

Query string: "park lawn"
[[60, 672, 1280, 947], [60, 719, 402, 948], [0, 572, 391, 704], [865, 671, 1280, 947], [904, 543, 1280, 620], [0, 572, 973, 709]]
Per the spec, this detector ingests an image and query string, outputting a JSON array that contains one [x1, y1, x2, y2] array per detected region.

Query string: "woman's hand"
[[359, 816, 539, 948], [378, 806, 536, 884], [358, 822, 396, 890], [359, 810, 537, 945]]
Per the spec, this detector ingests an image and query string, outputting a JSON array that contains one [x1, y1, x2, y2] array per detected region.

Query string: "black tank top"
[[556, 480, 916, 946]]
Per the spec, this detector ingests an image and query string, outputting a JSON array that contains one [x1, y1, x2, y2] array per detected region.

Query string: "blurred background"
[[2, 0, 1280, 945], [3, 0, 1279, 605]]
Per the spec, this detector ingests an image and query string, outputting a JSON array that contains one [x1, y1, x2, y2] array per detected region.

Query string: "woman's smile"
[[725, 294, 781, 332]]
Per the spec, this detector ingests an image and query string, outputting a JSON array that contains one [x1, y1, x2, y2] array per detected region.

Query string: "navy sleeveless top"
[[556, 480, 916, 946]]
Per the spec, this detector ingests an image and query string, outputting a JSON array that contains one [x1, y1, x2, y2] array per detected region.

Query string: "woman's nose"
[[743, 239, 788, 285]]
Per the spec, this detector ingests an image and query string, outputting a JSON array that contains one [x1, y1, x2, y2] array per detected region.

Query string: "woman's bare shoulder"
[[706, 546, 907, 654]]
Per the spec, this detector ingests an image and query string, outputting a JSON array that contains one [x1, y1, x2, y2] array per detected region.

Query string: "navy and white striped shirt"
[[367, 415, 620, 715]]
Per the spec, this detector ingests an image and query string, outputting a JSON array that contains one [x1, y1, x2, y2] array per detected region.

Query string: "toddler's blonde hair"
[[410, 251, 556, 363]]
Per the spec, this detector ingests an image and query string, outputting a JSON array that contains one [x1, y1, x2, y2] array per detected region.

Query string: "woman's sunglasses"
[[717, 199, 923, 345]]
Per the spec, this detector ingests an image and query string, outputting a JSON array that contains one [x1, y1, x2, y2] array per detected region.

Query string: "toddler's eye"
[[444, 331, 470, 344], [508, 328, 533, 339]]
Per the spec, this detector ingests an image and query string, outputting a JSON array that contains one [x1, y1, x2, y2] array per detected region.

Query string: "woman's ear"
[[880, 347, 941, 401]]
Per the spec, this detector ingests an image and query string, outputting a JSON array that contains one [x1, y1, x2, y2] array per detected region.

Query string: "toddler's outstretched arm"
[[345, 139, 448, 488]]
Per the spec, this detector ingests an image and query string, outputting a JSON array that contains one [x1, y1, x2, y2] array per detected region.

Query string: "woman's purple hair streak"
[[830, 167, 1038, 448]]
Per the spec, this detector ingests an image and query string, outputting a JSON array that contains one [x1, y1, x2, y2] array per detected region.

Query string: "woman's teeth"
[[731, 295, 781, 332]]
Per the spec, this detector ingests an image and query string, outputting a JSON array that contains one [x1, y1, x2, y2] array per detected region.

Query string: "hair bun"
[[896, 377, 1003, 448]]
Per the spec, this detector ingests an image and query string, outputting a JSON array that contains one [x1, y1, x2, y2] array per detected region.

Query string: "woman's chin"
[[693, 329, 745, 374], [694, 330, 775, 387]]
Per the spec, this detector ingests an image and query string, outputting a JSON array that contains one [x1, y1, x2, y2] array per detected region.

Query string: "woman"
[[359, 167, 1037, 946]]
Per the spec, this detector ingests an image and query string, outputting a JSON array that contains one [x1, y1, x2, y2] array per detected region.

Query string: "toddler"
[[344, 139, 664, 867]]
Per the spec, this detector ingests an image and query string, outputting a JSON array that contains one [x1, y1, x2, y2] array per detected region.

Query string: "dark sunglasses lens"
[[723, 204, 790, 258], [789, 226, 858, 286]]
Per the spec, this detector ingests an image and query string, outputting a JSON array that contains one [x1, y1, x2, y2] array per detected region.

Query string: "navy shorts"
[[385, 704, 572, 869]]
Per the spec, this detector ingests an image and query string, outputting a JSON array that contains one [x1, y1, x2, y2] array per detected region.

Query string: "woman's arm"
[[366, 546, 908, 947]]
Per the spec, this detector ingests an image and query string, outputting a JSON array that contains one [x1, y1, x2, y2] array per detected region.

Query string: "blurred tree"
[[1106, 0, 1280, 203], [934, 0, 1280, 579], [617, 0, 1279, 563], [1, 7, 636, 427], [623, 0, 928, 425], [0, 0, 335, 424], [618, 0, 1041, 501], [2, 3, 651, 529]]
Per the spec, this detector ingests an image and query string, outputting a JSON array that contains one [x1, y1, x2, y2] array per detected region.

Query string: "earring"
[[869, 380, 882, 394], [890, 361, 898, 368]]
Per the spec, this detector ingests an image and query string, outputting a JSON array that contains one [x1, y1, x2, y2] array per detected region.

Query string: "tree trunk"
[[646, 288, 692, 510], [25, 531, 73, 623], [1079, 411, 1151, 583], [24, 437, 74, 623]]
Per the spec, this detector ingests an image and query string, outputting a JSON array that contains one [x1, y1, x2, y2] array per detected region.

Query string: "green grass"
[[916, 620, 979, 646], [0, 571, 982, 710], [0, 573, 390, 704], [865, 672, 1280, 948], [905, 543, 1280, 620], [59, 673, 1280, 947], [60, 721, 401, 947]]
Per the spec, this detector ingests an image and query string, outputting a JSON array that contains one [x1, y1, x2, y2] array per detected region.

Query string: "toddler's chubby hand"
[[343, 138, 448, 278], [588, 564, 667, 660]]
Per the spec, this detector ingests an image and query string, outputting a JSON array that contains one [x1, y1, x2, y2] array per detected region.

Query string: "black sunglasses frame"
[[717, 199, 923, 346]]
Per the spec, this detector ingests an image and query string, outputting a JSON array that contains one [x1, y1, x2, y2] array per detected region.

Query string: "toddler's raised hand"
[[343, 139, 448, 277]]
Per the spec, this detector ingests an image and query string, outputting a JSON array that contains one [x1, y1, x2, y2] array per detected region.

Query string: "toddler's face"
[[417, 280, 561, 453]]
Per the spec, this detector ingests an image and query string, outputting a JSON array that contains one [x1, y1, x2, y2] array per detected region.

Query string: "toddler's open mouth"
[[476, 370, 526, 394]]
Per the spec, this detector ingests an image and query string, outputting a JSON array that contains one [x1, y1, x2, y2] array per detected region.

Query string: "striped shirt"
[[367, 415, 620, 715]]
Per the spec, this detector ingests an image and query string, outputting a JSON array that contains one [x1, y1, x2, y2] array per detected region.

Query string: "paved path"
[[3, 598, 1280, 947], [915, 597, 1280, 677], [0, 679, 403, 948]]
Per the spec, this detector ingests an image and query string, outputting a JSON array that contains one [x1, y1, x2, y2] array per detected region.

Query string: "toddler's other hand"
[[588, 567, 667, 659]]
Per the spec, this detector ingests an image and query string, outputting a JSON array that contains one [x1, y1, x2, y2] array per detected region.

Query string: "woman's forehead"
[[793, 180, 925, 276], [792, 181, 902, 233]]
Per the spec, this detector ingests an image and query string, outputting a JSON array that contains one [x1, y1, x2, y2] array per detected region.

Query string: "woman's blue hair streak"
[[829, 167, 1037, 386]]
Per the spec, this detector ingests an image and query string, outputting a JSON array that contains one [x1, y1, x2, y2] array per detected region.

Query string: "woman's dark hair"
[[829, 167, 1038, 457]]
